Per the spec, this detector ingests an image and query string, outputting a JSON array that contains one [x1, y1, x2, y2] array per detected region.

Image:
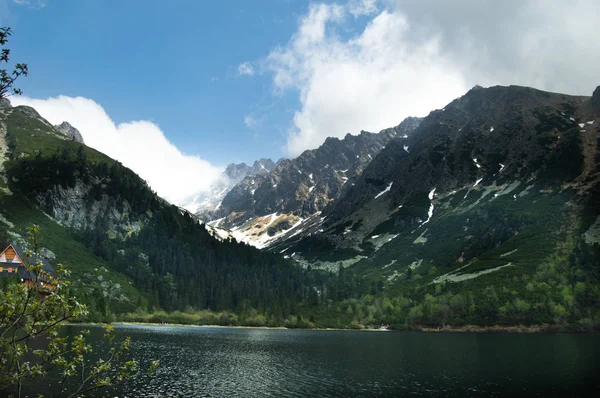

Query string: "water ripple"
[[26, 325, 600, 398]]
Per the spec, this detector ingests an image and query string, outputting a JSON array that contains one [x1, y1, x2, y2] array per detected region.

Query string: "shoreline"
[[402, 324, 596, 333], [72, 321, 368, 332], [417, 325, 545, 333], [66, 321, 596, 334]]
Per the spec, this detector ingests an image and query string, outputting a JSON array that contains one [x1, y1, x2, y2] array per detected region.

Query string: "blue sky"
[[3, 0, 599, 206], [3, 0, 312, 165]]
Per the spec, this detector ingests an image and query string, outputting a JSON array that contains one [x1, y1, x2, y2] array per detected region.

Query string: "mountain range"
[[202, 117, 422, 248], [1, 84, 599, 329], [199, 84, 600, 328], [269, 85, 600, 281]]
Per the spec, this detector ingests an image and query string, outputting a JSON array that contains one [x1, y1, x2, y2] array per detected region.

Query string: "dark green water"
[[29, 324, 600, 397]]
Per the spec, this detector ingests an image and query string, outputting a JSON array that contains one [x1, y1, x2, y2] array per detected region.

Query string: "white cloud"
[[348, 0, 378, 17], [238, 62, 255, 76], [10, 95, 223, 208], [263, 0, 600, 157], [12, 0, 46, 8], [244, 114, 258, 128], [387, 0, 600, 95]]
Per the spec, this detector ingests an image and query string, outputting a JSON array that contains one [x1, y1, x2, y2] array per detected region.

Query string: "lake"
[[27, 324, 600, 397]]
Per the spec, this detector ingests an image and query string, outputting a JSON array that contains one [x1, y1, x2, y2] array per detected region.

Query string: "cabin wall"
[[0, 266, 18, 273]]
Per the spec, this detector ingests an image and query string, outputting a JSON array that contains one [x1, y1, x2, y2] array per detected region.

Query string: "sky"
[[1, 0, 599, 206]]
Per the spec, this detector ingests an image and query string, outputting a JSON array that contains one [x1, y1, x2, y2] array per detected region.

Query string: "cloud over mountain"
[[263, 0, 600, 156], [11, 95, 222, 206]]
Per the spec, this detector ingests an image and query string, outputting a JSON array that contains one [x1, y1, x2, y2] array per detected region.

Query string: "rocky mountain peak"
[[593, 86, 600, 111], [251, 158, 276, 175], [224, 163, 251, 180], [14, 105, 42, 119], [324, 135, 342, 145], [54, 121, 84, 143], [189, 158, 276, 217], [394, 116, 422, 133], [223, 159, 275, 182]]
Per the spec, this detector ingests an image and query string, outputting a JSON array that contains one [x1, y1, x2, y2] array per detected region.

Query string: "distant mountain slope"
[[185, 158, 275, 215], [270, 85, 600, 294], [204, 117, 422, 248]]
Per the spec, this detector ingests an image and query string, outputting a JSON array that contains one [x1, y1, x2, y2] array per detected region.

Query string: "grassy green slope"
[[5, 107, 112, 163], [356, 182, 575, 288]]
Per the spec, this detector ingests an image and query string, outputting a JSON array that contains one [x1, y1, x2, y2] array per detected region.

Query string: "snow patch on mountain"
[[433, 263, 514, 283], [420, 188, 436, 226], [374, 182, 393, 199]]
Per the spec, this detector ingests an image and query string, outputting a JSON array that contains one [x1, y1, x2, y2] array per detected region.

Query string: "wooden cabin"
[[0, 243, 58, 293]]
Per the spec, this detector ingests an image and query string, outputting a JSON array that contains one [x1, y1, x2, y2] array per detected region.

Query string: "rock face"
[[186, 158, 276, 216], [0, 97, 11, 109], [40, 247, 56, 260], [36, 180, 145, 241], [54, 121, 84, 143]]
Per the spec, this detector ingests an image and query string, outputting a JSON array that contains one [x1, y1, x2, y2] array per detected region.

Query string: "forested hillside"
[[0, 103, 374, 324]]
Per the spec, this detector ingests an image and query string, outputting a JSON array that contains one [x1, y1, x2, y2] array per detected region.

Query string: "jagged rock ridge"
[[205, 117, 422, 248]]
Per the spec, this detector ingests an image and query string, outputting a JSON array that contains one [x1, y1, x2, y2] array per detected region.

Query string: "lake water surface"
[[34, 324, 600, 397]]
